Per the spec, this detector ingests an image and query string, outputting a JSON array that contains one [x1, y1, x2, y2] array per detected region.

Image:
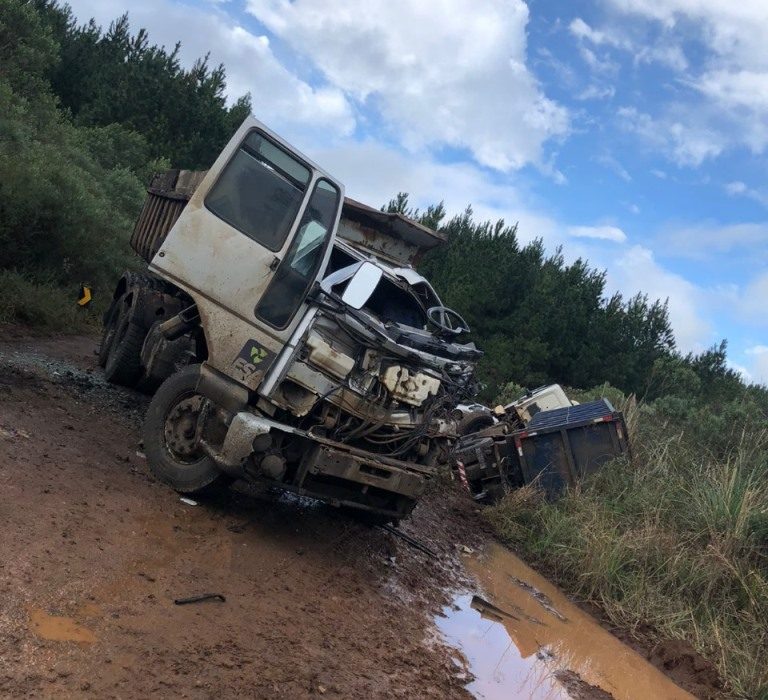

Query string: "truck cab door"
[[149, 116, 343, 389]]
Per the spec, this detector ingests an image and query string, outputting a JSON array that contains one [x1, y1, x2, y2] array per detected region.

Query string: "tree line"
[[0, 0, 249, 290], [385, 194, 764, 403], [1, 0, 764, 405]]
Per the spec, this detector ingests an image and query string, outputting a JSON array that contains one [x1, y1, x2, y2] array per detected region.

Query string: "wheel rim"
[[163, 393, 206, 464]]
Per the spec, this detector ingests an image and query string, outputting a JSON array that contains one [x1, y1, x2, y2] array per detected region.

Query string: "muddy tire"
[[104, 295, 146, 387], [98, 297, 123, 367], [143, 364, 231, 495]]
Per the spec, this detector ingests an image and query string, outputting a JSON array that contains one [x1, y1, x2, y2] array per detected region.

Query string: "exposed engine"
[[270, 259, 480, 466]]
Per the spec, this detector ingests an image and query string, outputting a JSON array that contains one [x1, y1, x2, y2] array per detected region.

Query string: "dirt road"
[[1, 333, 487, 698], [0, 332, 722, 699]]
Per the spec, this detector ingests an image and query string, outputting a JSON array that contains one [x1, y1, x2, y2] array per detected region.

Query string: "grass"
[[485, 392, 768, 699], [0, 269, 101, 333]]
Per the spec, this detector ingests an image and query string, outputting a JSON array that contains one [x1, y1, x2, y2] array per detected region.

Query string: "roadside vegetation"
[[487, 348, 768, 699], [0, 0, 249, 307], [0, 270, 97, 331]]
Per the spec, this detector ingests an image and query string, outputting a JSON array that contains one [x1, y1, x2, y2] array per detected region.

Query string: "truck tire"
[[104, 294, 146, 386], [143, 365, 232, 495], [98, 296, 123, 367]]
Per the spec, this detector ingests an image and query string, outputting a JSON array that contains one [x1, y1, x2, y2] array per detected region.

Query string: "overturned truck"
[[453, 386, 631, 503], [99, 117, 481, 521]]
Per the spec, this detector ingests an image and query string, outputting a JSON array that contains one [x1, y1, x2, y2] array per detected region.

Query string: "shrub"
[[0, 270, 98, 331]]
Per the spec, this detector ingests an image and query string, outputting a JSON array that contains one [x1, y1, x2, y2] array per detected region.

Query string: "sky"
[[64, 0, 768, 383]]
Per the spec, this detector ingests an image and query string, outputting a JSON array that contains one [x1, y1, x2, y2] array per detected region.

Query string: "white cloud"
[[660, 222, 768, 260], [568, 225, 627, 242], [596, 152, 632, 181], [634, 44, 688, 71], [576, 84, 616, 101], [569, 18, 623, 48], [739, 272, 768, 326], [617, 107, 726, 167], [606, 245, 712, 352], [725, 181, 748, 196], [745, 345, 768, 385], [569, 16, 686, 71], [727, 361, 753, 383], [605, 1, 768, 162], [246, 0, 569, 172], [605, 2, 768, 67], [724, 181, 768, 208], [577, 45, 620, 75], [64, 0, 355, 142]]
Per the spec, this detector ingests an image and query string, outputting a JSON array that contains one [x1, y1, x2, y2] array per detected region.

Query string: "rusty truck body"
[[99, 116, 480, 521]]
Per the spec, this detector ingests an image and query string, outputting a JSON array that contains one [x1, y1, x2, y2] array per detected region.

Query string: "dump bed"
[[509, 399, 629, 498], [130, 169, 444, 266], [454, 399, 630, 501]]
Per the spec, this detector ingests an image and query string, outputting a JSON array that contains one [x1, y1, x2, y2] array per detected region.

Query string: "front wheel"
[[143, 365, 232, 495]]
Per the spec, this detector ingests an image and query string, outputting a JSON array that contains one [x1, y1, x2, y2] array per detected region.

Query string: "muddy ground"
[[0, 330, 724, 699]]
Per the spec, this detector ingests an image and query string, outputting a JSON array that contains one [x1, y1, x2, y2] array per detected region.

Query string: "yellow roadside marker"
[[77, 285, 92, 307]]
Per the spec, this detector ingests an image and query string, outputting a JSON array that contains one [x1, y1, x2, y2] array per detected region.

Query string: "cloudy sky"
[[65, 0, 768, 383]]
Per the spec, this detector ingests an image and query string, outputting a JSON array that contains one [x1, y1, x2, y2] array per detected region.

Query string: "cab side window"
[[255, 180, 340, 328], [205, 131, 310, 251]]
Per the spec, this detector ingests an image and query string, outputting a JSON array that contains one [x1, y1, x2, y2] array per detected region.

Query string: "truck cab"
[[100, 116, 480, 521]]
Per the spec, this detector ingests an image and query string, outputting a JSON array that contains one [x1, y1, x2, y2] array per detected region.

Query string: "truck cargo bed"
[[454, 399, 630, 501]]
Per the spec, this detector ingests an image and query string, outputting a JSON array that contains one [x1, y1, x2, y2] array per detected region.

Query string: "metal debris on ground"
[[470, 595, 520, 621], [377, 523, 438, 559], [174, 593, 226, 605], [0, 426, 31, 440]]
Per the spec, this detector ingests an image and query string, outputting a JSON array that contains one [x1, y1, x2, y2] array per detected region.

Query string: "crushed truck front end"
[[245, 262, 480, 518], [102, 116, 481, 521]]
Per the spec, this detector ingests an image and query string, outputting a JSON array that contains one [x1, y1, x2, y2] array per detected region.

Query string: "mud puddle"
[[28, 608, 96, 644], [437, 543, 694, 699]]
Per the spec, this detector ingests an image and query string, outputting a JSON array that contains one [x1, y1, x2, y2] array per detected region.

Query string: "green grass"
[[0, 269, 100, 333], [486, 393, 768, 699]]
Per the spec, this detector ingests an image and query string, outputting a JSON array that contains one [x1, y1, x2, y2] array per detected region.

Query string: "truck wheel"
[[98, 296, 123, 367], [104, 294, 146, 386], [143, 365, 232, 495]]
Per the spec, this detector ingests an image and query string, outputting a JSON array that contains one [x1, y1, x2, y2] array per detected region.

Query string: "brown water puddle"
[[28, 607, 96, 644], [437, 543, 694, 699]]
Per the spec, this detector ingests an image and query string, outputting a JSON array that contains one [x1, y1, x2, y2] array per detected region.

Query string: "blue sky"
[[67, 0, 768, 383]]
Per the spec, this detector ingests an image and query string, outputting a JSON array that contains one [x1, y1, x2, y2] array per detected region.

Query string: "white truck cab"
[[100, 117, 480, 521]]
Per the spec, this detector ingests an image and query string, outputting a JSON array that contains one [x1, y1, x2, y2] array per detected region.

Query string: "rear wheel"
[[104, 294, 146, 386], [98, 297, 122, 367], [143, 364, 232, 495]]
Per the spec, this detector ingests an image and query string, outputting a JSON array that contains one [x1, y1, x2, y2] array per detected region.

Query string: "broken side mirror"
[[341, 261, 382, 309]]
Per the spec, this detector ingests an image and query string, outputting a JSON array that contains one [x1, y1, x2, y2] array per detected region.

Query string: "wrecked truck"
[[453, 386, 630, 502], [99, 116, 481, 521]]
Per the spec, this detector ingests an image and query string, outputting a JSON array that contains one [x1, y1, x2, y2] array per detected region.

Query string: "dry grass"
[[0, 270, 99, 332], [486, 406, 768, 698]]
